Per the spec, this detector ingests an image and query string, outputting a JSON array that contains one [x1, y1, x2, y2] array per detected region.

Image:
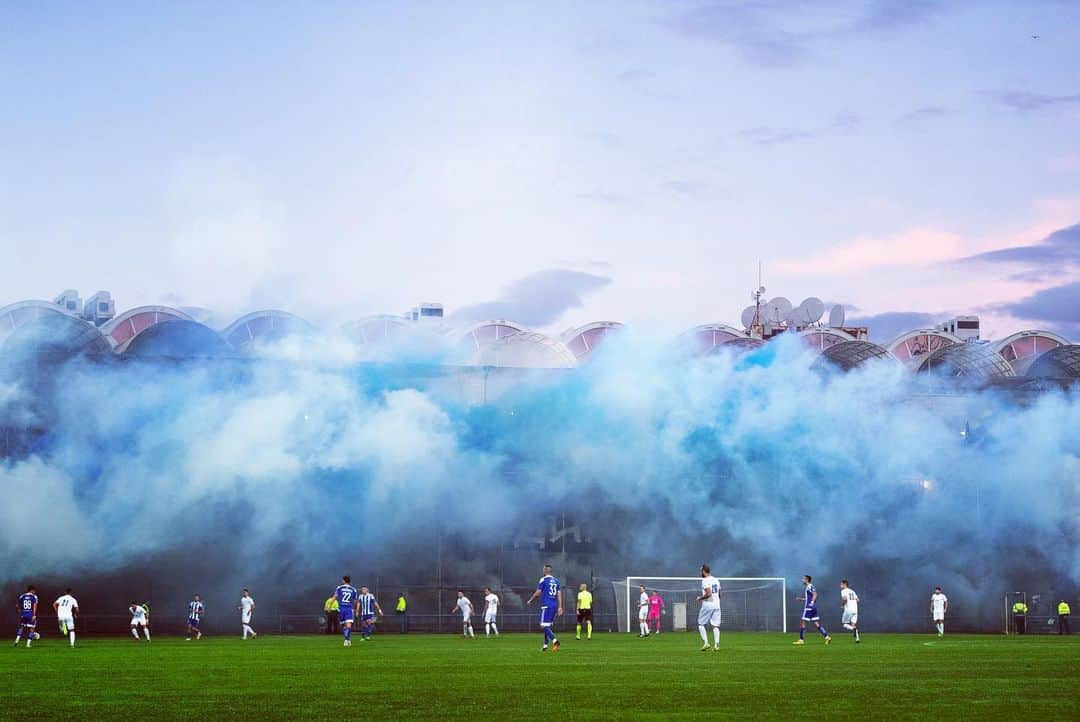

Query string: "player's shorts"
[[19, 616, 36, 629], [242, 612, 253, 624], [484, 611, 497, 623], [842, 610, 858, 626], [360, 613, 375, 624], [801, 607, 820, 622], [131, 617, 147, 627], [648, 611, 661, 621], [188, 617, 201, 628], [58, 616, 75, 630], [338, 607, 355, 623], [698, 606, 722, 627], [539, 604, 557, 627], [577, 608, 592, 623], [638, 608, 648, 621]]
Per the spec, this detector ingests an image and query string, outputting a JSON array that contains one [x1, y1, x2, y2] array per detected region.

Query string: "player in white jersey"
[[452, 591, 475, 638], [53, 588, 79, 647], [930, 587, 948, 636], [129, 601, 151, 642], [637, 585, 650, 637], [482, 587, 500, 638], [239, 588, 258, 639], [839, 580, 860, 643], [697, 564, 722, 651]]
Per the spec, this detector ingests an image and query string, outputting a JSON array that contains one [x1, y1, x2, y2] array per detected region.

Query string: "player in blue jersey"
[[357, 586, 384, 641], [334, 575, 359, 646], [526, 563, 564, 652], [186, 594, 204, 641], [14, 585, 39, 648], [793, 575, 831, 645]]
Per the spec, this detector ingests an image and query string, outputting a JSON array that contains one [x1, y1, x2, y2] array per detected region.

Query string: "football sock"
[[344, 627, 351, 641], [69, 631, 75, 646], [544, 627, 554, 643], [586, 621, 592, 639], [712, 627, 721, 647], [492, 623, 498, 636], [799, 627, 806, 640], [144, 628, 151, 641], [854, 628, 860, 641], [819, 625, 829, 637], [575, 623, 581, 638], [131, 628, 140, 639], [699, 625, 708, 644]]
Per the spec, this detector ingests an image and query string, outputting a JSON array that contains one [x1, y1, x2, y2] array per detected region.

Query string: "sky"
[[1, 0, 1078, 340]]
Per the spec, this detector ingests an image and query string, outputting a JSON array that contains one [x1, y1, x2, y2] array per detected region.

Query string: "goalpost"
[[615, 577, 787, 634]]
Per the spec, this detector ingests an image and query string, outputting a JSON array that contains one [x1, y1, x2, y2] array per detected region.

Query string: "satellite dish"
[[799, 297, 825, 324], [771, 297, 792, 323], [740, 306, 757, 329], [828, 304, 845, 328]]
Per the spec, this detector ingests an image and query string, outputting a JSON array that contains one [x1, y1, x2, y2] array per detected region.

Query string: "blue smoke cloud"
[[0, 331, 1076, 631]]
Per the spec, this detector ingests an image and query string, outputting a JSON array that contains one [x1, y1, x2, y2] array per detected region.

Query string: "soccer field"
[[2, 632, 1077, 720]]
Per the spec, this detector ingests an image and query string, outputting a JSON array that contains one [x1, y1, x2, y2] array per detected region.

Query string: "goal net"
[[614, 577, 787, 633]]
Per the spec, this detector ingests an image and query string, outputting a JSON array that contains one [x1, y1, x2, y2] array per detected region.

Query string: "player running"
[[483, 587, 500, 638], [637, 584, 650, 637], [130, 601, 151, 642], [186, 594, 204, 641], [839, 580, 860, 643], [452, 591, 475, 638], [648, 590, 665, 635], [526, 563, 563, 652], [697, 564, 722, 651], [335, 576, 358, 646], [54, 588, 79, 647], [930, 586, 948, 636], [239, 589, 257, 640], [357, 586, 383, 641], [575, 583, 593, 640], [14, 585, 38, 648], [794, 575, 831, 645]]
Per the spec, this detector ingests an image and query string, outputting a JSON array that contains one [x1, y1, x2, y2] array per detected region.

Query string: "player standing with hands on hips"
[[527, 563, 563, 652], [697, 564, 722, 651]]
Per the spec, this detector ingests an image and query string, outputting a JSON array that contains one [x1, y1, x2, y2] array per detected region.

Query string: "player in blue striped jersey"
[[334, 576, 359, 646], [793, 575, 831, 645], [186, 594, 204, 641], [357, 586, 384, 641], [526, 563, 564, 652], [14, 586, 39, 647]]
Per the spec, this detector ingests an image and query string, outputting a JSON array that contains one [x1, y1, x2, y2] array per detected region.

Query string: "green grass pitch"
[[2, 632, 1077, 720]]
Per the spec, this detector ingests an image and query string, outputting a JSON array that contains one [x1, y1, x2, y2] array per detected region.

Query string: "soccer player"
[[697, 564, 722, 651], [54, 588, 79, 647], [335, 576, 358, 646], [794, 575, 831, 645], [186, 594, 204, 641], [930, 586, 948, 636], [357, 586, 383, 641], [526, 563, 563, 652], [452, 591, 475, 638], [239, 589, 257, 640], [648, 590, 665, 635], [130, 601, 151, 642], [839, 580, 860, 643], [637, 584, 650, 637], [483, 587, 500, 638], [14, 585, 38, 648], [575, 583, 593, 640]]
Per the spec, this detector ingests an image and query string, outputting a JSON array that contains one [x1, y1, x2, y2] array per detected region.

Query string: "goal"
[[614, 577, 787, 633]]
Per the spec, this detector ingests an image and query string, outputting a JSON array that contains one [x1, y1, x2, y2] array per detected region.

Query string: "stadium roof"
[[0, 295, 1075, 382], [813, 340, 899, 373], [916, 342, 1016, 381]]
